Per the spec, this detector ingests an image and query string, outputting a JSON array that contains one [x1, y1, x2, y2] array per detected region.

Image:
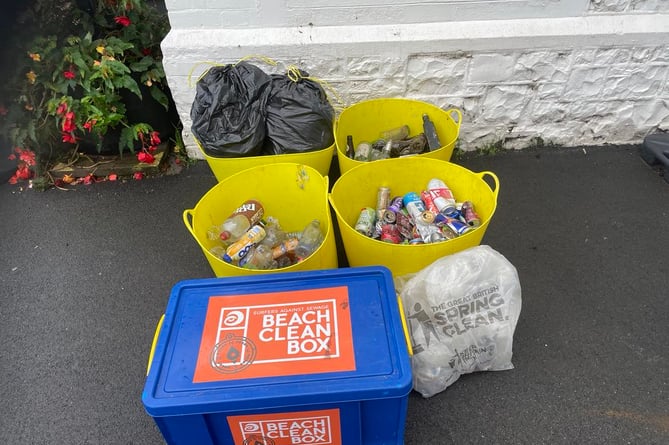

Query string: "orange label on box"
[[193, 286, 355, 383], [228, 409, 342, 445]]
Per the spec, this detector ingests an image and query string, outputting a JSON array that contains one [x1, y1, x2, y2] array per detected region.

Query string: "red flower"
[[62, 111, 76, 132], [18, 148, 36, 166], [63, 70, 76, 80], [56, 103, 68, 116], [137, 151, 155, 164], [148, 145, 157, 152], [16, 164, 33, 180], [8, 153, 16, 161], [82, 174, 95, 185], [83, 120, 97, 132], [9, 164, 34, 184], [62, 132, 77, 144], [133, 172, 144, 180], [108, 173, 118, 181], [150, 131, 161, 146], [114, 16, 131, 27]]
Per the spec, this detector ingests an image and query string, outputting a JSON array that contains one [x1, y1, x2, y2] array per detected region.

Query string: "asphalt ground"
[[1, 145, 668, 444]]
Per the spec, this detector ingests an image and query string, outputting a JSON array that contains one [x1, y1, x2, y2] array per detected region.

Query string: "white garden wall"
[[161, 0, 669, 158]]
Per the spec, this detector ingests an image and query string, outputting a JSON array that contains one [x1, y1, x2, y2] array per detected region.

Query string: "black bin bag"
[[263, 69, 335, 155], [190, 62, 271, 158]]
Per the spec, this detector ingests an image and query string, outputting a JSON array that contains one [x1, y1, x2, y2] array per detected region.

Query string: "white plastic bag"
[[398, 245, 522, 398]]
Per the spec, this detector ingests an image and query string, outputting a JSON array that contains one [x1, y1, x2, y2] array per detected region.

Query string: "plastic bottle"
[[222, 225, 266, 263], [208, 245, 226, 259], [259, 217, 286, 248], [271, 237, 299, 259], [218, 199, 264, 243], [239, 244, 277, 270], [427, 178, 457, 216], [294, 220, 324, 259]]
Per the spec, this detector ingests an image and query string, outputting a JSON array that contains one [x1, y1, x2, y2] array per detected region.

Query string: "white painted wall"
[[161, 0, 669, 158]]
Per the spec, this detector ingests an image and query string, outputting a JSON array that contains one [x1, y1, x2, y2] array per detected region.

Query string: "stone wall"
[[161, 1, 669, 156]]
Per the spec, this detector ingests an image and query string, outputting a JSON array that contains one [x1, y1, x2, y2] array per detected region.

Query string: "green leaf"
[[120, 76, 142, 99], [129, 56, 153, 73], [71, 53, 87, 74], [149, 85, 169, 110], [120, 127, 136, 153], [27, 120, 37, 144], [105, 59, 131, 76]]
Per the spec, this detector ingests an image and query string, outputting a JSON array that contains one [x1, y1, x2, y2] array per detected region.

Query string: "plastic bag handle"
[[146, 314, 165, 376], [445, 107, 462, 132], [477, 171, 500, 201], [182, 208, 197, 240]]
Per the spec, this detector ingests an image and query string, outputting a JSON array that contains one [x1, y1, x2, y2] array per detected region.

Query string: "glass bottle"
[[422, 114, 441, 151]]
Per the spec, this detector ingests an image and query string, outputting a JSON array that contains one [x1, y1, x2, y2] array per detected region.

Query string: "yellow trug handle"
[[182, 209, 196, 239], [445, 107, 463, 130], [478, 171, 500, 201]]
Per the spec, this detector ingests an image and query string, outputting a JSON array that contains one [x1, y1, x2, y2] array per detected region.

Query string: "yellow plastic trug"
[[196, 137, 336, 183], [184, 163, 337, 277], [334, 98, 462, 175], [329, 157, 499, 278]]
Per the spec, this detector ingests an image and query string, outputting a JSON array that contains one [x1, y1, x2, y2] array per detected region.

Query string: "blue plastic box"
[[142, 266, 412, 445]]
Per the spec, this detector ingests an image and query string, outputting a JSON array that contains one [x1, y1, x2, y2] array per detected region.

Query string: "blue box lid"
[[143, 266, 412, 416]]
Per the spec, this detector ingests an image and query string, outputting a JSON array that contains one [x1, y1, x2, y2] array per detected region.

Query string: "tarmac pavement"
[[1, 144, 668, 444]]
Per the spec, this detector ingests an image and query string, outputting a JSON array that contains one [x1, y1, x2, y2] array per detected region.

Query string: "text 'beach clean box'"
[[142, 266, 412, 445]]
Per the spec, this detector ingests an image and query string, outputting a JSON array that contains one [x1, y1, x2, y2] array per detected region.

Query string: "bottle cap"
[[219, 231, 230, 241]]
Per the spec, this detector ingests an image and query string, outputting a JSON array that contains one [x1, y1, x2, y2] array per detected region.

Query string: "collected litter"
[[397, 245, 522, 398], [354, 178, 481, 245], [345, 115, 441, 161], [190, 62, 335, 158], [207, 199, 324, 269]]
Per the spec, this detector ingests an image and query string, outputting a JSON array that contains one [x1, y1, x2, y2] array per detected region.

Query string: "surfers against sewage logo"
[[228, 409, 342, 445], [194, 287, 355, 382]]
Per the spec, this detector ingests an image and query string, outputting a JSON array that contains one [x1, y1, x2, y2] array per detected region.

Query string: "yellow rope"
[[187, 58, 347, 113], [188, 56, 279, 88], [187, 61, 225, 88], [285, 64, 346, 112]]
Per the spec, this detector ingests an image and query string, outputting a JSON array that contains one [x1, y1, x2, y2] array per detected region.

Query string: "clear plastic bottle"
[[239, 244, 277, 270], [259, 217, 286, 248], [218, 199, 264, 243], [208, 245, 226, 259], [222, 225, 266, 263], [294, 220, 324, 260], [272, 237, 299, 259]]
